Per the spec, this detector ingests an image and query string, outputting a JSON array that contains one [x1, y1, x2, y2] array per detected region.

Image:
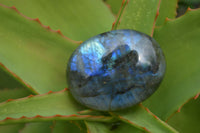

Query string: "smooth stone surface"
[[67, 29, 166, 111]]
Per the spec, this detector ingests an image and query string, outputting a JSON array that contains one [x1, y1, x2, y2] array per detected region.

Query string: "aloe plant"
[[0, 0, 200, 132]]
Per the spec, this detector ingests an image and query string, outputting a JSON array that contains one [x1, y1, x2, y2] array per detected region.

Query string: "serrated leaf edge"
[[110, 103, 178, 133], [0, 114, 114, 125], [151, 0, 162, 37], [0, 3, 82, 44], [155, 7, 200, 122], [165, 92, 200, 122], [141, 104, 178, 132], [114, 112, 151, 132], [0, 88, 67, 105], [0, 88, 115, 124], [156, 7, 200, 29]]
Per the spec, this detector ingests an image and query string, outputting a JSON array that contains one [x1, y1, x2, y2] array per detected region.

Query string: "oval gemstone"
[[67, 29, 166, 111]]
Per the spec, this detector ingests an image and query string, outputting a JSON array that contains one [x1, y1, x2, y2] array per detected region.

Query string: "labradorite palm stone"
[[67, 29, 166, 111]]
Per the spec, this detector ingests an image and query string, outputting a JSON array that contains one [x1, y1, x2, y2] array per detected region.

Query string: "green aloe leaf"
[[20, 122, 53, 133], [117, 0, 160, 35], [0, 2, 172, 131], [0, 90, 81, 120], [0, 64, 34, 102], [0, 124, 24, 133], [0, 0, 115, 94], [0, 90, 114, 125], [156, 0, 178, 26], [144, 8, 200, 120], [0, 89, 32, 102], [104, 0, 123, 15], [0, 63, 37, 93], [112, 105, 178, 133], [107, 0, 178, 28], [85, 121, 142, 133], [0, 0, 199, 132], [0, 0, 115, 41], [52, 121, 86, 133], [0, 64, 33, 133], [0, 5, 79, 94], [167, 96, 200, 133], [0, 64, 24, 89]]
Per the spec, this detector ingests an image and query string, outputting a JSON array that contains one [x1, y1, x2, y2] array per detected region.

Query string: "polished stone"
[[67, 29, 166, 111]]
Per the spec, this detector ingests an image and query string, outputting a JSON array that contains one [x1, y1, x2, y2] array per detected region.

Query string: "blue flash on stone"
[[67, 29, 166, 111]]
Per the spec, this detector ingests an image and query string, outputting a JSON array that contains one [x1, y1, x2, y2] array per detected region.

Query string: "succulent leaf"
[[19, 122, 53, 133], [85, 121, 143, 133], [0, 124, 25, 133], [0, 5, 78, 94], [0, 0, 115, 41], [167, 96, 200, 133], [52, 121, 86, 133], [156, 0, 178, 26], [144, 8, 200, 120], [117, 0, 160, 35], [112, 105, 178, 133], [0, 0, 199, 132], [0, 64, 33, 133], [0, 90, 115, 125], [104, 0, 123, 15]]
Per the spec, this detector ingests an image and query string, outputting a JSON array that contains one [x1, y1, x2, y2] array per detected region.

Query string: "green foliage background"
[[0, 0, 200, 132]]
